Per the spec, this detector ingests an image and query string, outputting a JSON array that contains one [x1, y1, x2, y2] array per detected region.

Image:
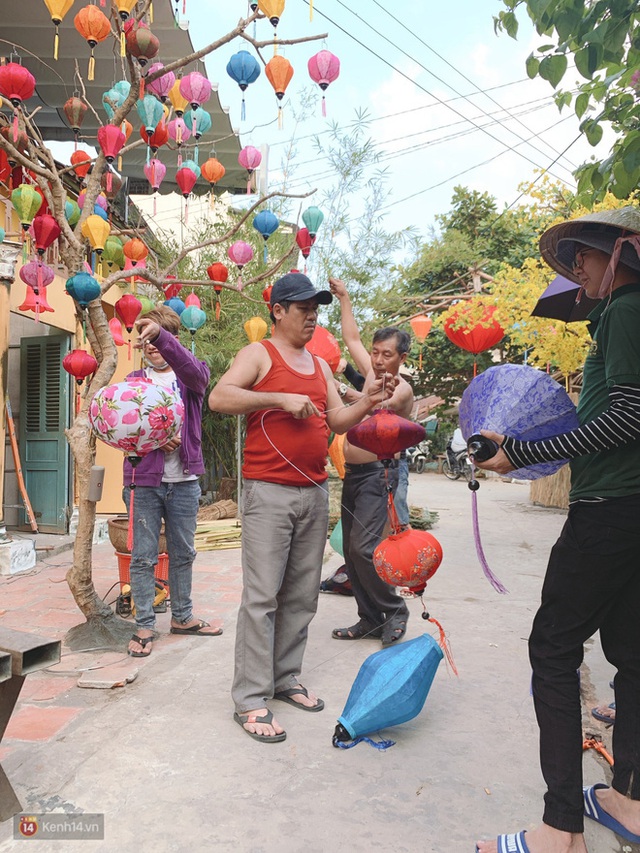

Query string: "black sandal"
[[332, 620, 383, 640], [128, 634, 154, 657], [382, 617, 408, 647]]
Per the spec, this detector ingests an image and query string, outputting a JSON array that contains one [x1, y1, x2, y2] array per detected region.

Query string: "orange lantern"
[[265, 55, 294, 127], [74, 5, 111, 81], [328, 432, 346, 479], [244, 316, 268, 343], [409, 314, 432, 370], [373, 528, 443, 595], [71, 148, 92, 179], [123, 237, 148, 265]]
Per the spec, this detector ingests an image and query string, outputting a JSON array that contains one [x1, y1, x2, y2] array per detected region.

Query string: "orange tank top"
[[243, 339, 330, 486]]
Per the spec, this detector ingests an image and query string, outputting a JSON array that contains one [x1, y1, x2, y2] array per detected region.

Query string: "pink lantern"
[[227, 240, 254, 290], [145, 62, 176, 102], [143, 157, 166, 215], [308, 50, 340, 116], [168, 118, 191, 166], [179, 71, 212, 110], [109, 317, 126, 346], [184, 292, 201, 308], [89, 377, 184, 550], [19, 260, 56, 321], [78, 190, 108, 211], [238, 145, 262, 194]]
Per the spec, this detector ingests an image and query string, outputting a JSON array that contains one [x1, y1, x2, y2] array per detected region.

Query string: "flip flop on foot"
[[584, 783, 640, 843], [128, 633, 153, 657], [381, 618, 407, 647], [591, 703, 615, 724], [332, 620, 382, 640], [273, 685, 324, 712], [233, 710, 286, 743], [170, 619, 222, 636], [475, 831, 531, 853]]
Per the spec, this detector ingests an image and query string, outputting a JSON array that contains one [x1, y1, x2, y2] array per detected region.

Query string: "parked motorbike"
[[442, 442, 473, 481], [406, 439, 431, 474]]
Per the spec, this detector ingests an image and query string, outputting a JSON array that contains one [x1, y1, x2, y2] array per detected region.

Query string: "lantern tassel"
[[153, 193, 157, 217], [277, 106, 283, 130], [127, 338, 132, 361], [54, 29, 60, 61], [426, 615, 458, 676], [241, 97, 246, 122], [139, 77, 145, 100], [273, 35, 278, 56], [194, 144, 199, 164], [310, 0, 313, 20], [184, 198, 189, 226], [149, 2, 154, 23], [322, 95, 326, 117], [191, 337, 195, 355], [107, 171, 113, 193], [118, 154, 123, 171], [215, 300, 221, 321], [470, 483, 508, 594], [120, 31, 126, 57], [127, 480, 136, 551], [246, 178, 251, 195], [88, 54, 95, 82], [12, 110, 19, 142], [419, 351, 423, 370], [237, 273, 243, 291], [263, 244, 268, 264]]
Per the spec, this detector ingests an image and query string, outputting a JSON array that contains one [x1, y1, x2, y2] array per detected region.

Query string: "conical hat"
[[539, 206, 640, 284]]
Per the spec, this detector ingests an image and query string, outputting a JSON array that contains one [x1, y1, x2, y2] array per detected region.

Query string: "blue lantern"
[[65, 272, 101, 308], [65, 199, 81, 227], [93, 204, 108, 221], [226, 50, 261, 120], [102, 80, 130, 120], [164, 297, 186, 316], [253, 209, 279, 264]]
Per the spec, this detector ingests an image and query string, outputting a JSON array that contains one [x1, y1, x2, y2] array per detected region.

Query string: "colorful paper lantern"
[[63, 96, 88, 138], [181, 305, 207, 352], [302, 205, 324, 238], [179, 71, 212, 110], [347, 408, 426, 461], [200, 157, 225, 197], [97, 125, 126, 165], [184, 293, 201, 308], [207, 262, 228, 319], [443, 303, 505, 377], [0, 62, 36, 108], [227, 241, 253, 289], [71, 149, 92, 179], [253, 209, 279, 263], [102, 83, 129, 120], [74, 5, 111, 81], [81, 214, 110, 254], [257, 0, 285, 30], [244, 316, 268, 343], [265, 55, 294, 127], [163, 275, 182, 300], [145, 62, 176, 102], [125, 20, 159, 69], [168, 117, 191, 166], [410, 314, 432, 369], [102, 236, 125, 270], [123, 237, 148, 266], [65, 199, 81, 227], [168, 79, 189, 116], [295, 227, 313, 258], [143, 158, 167, 215], [141, 120, 169, 154], [137, 94, 165, 137], [226, 50, 261, 120], [373, 528, 443, 595], [32, 213, 61, 255], [176, 163, 199, 198], [11, 184, 42, 231], [63, 349, 98, 386], [306, 325, 341, 373], [65, 271, 101, 307], [238, 145, 261, 194], [109, 317, 126, 346], [18, 261, 55, 318], [115, 293, 142, 332], [164, 296, 186, 315], [43, 0, 75, 59], [307, 50, 340, 116], [0, 126, 29, 168]]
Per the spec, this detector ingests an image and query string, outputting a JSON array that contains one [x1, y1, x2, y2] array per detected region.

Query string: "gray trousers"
[[232, 479, 329, 713]]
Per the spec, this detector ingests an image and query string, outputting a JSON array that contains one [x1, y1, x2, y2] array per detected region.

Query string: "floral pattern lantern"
[[307, 50, 340, 116], [89, 377, 184, 549], [373, 528, 443, 596]]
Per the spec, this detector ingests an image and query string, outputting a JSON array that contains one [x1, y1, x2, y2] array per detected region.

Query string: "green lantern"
[[301, 205, 324, 238], [11, 184, 42, 231], [138, 295, 156, 314], [102, 235, 125, 270]]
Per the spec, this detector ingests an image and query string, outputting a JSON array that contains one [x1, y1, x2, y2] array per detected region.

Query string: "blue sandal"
[[583, 784, 640, 843]]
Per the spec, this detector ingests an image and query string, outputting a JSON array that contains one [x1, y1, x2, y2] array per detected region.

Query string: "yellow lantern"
[[257, 0, 285, 28], [81, 213, 111, 254], [244, 316, 268, 343], [168, 80, 189, 117], [116, 0, 138, 18], [43, 0, 75, 60]]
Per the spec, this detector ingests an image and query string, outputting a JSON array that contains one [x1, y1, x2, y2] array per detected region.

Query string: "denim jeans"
[[124, 481, 200, 630], [395, 457, 410, 526], [529, 494, 640, 832]]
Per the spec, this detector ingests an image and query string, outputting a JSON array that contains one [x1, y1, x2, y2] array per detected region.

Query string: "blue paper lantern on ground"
[[333, 633, 443, 748], [226, 50, 261, 120]]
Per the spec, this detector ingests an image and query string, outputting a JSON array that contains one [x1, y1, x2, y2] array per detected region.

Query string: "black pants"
[[529, 494, 640, 832], [341, 462, 408, 628]]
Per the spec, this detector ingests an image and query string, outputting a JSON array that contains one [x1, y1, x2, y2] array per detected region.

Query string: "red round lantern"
[[176, 165, 198, 199], [443, 304, 504, 355], [295, 227, 314, 259], [347, 408, 426, 460], [97, 125, 126, 164], [0, 126, 29, 167], [62, 349, 98, 385], [32, 214, 61, 255], [141, 120, 169, 153], [207, 262, 228, 320], [373, 528, 443, 594], [71, 149, 92, 179], [115, 293, 142, 332], [306, 325, 341, 374], [0, 62, 36, 108]]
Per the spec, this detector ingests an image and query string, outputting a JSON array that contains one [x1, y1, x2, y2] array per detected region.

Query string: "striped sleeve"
[[501, 384, 640, 469]]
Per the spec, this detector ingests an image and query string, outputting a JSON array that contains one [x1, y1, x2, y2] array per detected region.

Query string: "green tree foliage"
[[495, 0, 640, 201]]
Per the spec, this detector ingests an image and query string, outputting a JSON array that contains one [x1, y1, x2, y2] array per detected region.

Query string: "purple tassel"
[[471, 483, 508, 594]]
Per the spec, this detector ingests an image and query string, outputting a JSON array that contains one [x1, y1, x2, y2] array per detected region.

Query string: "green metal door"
[[19, 335, 71, 533]]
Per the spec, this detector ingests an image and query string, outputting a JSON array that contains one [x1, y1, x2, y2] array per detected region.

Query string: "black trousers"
[[529, 493, 640, 832], [341, 462, 408, 628]]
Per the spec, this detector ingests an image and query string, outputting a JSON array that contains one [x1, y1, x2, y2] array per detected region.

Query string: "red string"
[[427, 615, 458, 676]]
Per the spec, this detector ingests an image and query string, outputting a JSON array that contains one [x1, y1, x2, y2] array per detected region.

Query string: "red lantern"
[[97, 125, 126, 164], [262, 284, 273, 307], [32, 214, 61, 255], [71, 149, 92, 179], [163, 275, 182, 300], [207, 262, 228, 320], [109, 317, 126, 346], [295, 227, 314, 258], [306, 325, 341, 374], [443, 303, 504, 377], [74, 5, 111, 81], [373, 528, 443, 595], [347, 408, 426, 461], [176, 165, 198, 199], [0, 62, 36, 108], [125, 20, 159, 70], [115, 293, 142, 332], [62, 349, 98, 385], [140, 120, 169, 153]]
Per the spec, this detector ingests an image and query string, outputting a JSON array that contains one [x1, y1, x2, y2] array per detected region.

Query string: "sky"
[[179, 0, 612, 246]]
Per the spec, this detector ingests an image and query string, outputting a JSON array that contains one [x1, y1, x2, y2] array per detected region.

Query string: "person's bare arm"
[[329, 278, 370, 376], [208, 343, 321, 418]]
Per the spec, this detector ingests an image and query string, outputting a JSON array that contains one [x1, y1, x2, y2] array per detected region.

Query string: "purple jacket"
[[123, 327, 210, 487]]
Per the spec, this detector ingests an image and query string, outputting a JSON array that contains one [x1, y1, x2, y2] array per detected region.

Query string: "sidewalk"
[[0, 471, 630, 853]]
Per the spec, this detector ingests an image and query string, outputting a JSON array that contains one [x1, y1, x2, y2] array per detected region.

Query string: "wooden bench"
[[0, 627, 61, 822]]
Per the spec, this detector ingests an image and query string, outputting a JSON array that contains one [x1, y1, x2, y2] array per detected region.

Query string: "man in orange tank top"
[[208, 272, 398, 742]]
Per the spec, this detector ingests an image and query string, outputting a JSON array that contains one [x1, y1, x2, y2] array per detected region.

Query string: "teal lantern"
[[102, 81, 130, 120], [65, 199, 81, 227], [136, 93, 164, 137], [180, 304, 206, 353], [65, 271, 101, 308], [302, 206, 324, 238], [184, 108, 212, 163]]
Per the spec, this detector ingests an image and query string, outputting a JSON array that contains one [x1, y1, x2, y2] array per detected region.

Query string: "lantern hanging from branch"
[[63, 96, 88, 147], [265, 55, 294, 128], [143, 157, 167, 215], [11, 184, 42, 236], [109, 317, 126, 347], [137, 94, 165, 144], [295, 227, 314, 272], [307, 325, 341, 373], [0, 62, 36, 141], [200, 157, 225, 207], [18, 260, 55, 320], [102, 235, 125, 274], [81, 213, 110, 256], [125, 20, 160, 84], [168, 79, 189, 116], [65, 198, 81, 227], [65, 270, 101, 307], [141, 120, 169, 155], [74, 5, 111, 81], [227, 241, 253, 290], [443, 302, 505, 378], [307, 49, 340, 116], [168, 117, 191, 167], [257, 0, 286, 52], [63, 349, 98, 386], [165, 296, 186, 315], [244, 316, 268, 343], [116, 292, 143, 360], [123, 237, 149, 267], [252, 209, 279, 264], [226, 50, 260, 121], [207, 262, 228, 319], [409, 314, 432, 369], [184, 293, 200, 308], [180, 305, 207, 354], [302, 205, 324, 238], [183, 108, 211, 163], [0, 126, 29, 170], [176, 161, 199, 224], [145, 62, 176, 102], [238, 145, 262, 194], [97, 125, 126, 192], [179, 71, 212, 111], [71, 149, 92, 179], [43, 0, 75, 59], [32, 213, 61, 256]]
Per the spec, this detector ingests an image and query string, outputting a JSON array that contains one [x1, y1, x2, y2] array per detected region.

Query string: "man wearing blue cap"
[[209, 272, 398, 743]]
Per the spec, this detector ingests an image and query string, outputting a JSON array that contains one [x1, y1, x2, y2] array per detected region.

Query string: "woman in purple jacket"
[[125, 306, 222, 657]]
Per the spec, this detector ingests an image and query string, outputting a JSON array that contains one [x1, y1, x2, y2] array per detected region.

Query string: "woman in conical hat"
[[475, 207, 640, 853]]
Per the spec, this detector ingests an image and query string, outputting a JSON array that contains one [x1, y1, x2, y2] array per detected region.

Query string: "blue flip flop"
[[475, 831, 530, 853], [591, 703, 616, 724], [583, 783, 640, 843]]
